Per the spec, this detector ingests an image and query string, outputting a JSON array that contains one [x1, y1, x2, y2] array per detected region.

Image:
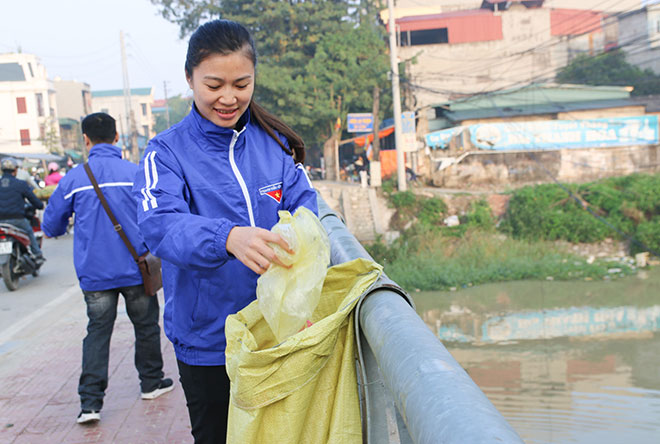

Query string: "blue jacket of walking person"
[[42, 144, 147, 291], [133, 106, 318, 366]]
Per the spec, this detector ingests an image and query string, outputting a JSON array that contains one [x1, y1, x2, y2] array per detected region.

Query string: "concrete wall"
[[431, 144, 660, 189], [397, 7, 608, 108], [315, 181, 396, 244], [91, 92, 154, 139], [54, 80, 91, 121]]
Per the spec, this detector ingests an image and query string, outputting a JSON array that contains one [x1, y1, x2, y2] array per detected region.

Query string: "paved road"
[[0, 234, 191, 443], [0, 235, 78, 331]]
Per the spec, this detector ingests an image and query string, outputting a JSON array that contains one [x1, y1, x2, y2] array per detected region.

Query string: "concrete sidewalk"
[[0, 285, 192, 444]]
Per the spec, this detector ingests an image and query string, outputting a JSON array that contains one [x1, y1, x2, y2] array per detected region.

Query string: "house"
[[385, 0, 622, 109], [0, 53, 61, 155], [91, 87, 155, 142], [617, 3, 660, 74], [54, 78, 92, 156], [421, 83, 660, 188]]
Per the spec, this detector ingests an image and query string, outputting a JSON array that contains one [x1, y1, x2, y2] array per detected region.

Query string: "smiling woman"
[[132, 19, 319, 444], [186, 51, 255, 128]]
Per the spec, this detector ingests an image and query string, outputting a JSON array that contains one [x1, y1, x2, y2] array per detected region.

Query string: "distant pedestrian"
[[44, 162, 62, 186], [42, 113, 173, 425]]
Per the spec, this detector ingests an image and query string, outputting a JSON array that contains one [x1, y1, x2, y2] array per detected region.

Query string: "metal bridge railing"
[[317, 191, 525, 444]]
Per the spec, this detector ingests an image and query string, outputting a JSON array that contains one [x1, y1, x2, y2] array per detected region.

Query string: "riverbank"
[[367, 174, 660, 292]]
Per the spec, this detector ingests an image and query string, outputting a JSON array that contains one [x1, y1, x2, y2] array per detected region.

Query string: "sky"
[[0, 0, 191, 100]]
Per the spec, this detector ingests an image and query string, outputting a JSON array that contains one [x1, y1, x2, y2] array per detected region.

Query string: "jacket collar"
[[88, 143, 123, 159], [189, 104, 250, 149]]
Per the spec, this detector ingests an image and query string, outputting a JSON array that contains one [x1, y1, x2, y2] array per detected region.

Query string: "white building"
[[618, 3, 660, 74], [54, 79, 92, 153], [91, 88, 155, 141], [0, 53, 61, 155]]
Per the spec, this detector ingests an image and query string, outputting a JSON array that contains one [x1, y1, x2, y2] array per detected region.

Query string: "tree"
[[151, 0, 391, 159], [40, 117, 62, 154], [153, 94, 193, 134], [556, 49, 660, 96]]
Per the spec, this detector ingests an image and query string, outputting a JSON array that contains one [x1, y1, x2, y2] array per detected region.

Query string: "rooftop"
[[92, 87, 153, 98]]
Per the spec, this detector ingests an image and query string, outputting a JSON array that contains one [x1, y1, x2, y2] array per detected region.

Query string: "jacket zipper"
[[228, 130, 255, 227]]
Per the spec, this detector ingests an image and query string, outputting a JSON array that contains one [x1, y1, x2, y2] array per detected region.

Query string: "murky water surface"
[[411, 267, 660, 444]]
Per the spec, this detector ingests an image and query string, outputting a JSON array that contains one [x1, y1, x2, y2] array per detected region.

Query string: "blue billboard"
[[469, 115, 659, 151], [346, 113, 374, 133]]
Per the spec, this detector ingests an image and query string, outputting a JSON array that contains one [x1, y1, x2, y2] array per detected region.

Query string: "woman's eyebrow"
[[203, 75, 253, 82]]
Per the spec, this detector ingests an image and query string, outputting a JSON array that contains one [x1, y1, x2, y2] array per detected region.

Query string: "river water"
[[411, 266, 660, 443]]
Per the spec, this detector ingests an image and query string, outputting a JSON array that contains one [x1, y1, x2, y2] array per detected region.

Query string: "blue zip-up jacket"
[[42, 144, 147, 291], [133, 107, 318, 366]]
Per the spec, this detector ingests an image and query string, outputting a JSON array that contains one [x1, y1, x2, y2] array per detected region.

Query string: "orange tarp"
[[353, 127, 394, 147], [378, 150, 406, 179]]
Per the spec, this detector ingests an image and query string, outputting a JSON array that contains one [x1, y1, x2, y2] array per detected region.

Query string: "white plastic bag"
[[256, 206, 330, 343]]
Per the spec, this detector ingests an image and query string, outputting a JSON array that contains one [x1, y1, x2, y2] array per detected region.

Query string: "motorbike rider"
[[0, 157, 45, 263]]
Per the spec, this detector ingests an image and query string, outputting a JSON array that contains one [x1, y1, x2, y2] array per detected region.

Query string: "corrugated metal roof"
[[442, 99, 639, 122], [0, 63, 26, 82], [92, 87, 152, 97], [432, 84, 633, 111]]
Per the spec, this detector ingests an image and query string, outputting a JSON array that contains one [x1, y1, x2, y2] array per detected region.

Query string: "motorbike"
[[0, 205, 44, 291]]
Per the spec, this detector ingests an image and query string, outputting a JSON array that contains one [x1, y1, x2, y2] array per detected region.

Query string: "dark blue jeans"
[[79, 285, 164, 411], [0, 218, 42, 256]]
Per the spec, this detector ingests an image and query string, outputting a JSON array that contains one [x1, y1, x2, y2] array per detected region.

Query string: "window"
[[400, 28, 448, 46], [35, 93, 44, 117], [27, 63, 34, 77], [16, 97, 27, 114], [141, 103, 147, 116], [39, 124, 46, 140], [20, 129, 31, 146]]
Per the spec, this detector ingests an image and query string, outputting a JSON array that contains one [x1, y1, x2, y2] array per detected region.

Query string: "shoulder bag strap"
[[83, 162, 140, 262]]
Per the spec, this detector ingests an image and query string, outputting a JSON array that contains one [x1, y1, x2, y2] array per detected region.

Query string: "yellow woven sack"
[[225, 258, 383, 444], [256, 207, 331, 343]]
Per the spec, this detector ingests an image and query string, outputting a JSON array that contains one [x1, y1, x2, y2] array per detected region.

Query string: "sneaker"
[[76, 410, 100, 424], [141, 378, 174, 400]]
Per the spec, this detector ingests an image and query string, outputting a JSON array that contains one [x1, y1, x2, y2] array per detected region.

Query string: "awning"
[[3, 152, 64, 161], [339, 126, 395, 147]]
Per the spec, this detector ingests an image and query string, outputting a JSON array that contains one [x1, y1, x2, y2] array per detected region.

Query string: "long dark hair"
[[185, 19, 306, 163]]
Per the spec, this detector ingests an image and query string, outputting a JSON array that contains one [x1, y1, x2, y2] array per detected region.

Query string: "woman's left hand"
[[226, 226, 293, 274]]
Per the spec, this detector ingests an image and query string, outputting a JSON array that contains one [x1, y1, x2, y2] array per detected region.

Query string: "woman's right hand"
[[226, 226, 294, 275]]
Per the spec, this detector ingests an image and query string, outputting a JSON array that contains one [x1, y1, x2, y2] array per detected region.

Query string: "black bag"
[[84, 163, 162, 296]]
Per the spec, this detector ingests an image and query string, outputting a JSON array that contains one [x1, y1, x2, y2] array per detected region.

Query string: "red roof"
[[551, 9, 605, 36], [394, 9, 503, 44]]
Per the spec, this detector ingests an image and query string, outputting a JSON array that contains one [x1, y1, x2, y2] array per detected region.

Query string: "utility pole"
[[163, 81, 171, 128], [387, 0, 407, 191], [120, 31, 139, 163]]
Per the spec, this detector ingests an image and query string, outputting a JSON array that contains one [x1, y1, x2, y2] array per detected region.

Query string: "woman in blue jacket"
[[133, 19, 318, 443]]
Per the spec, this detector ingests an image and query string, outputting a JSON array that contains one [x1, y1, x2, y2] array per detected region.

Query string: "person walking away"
[[42, 113, 173, 425], [133, 19, 318, 444], [44, 162, 63, 186], [0, 157, 45, 262]]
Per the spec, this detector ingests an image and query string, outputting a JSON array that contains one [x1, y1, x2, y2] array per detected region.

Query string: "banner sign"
[[347, 113, 373, 133], [469, 115, 659, 151], [425, 126, 465, 149], [401, 111, 416, 134]]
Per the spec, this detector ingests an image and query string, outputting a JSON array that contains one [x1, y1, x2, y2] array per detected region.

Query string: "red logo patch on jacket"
[[259, 182, 283, 203]]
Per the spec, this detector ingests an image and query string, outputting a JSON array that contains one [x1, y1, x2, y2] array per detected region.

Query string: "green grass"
[[366, 229, 634, 292]]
